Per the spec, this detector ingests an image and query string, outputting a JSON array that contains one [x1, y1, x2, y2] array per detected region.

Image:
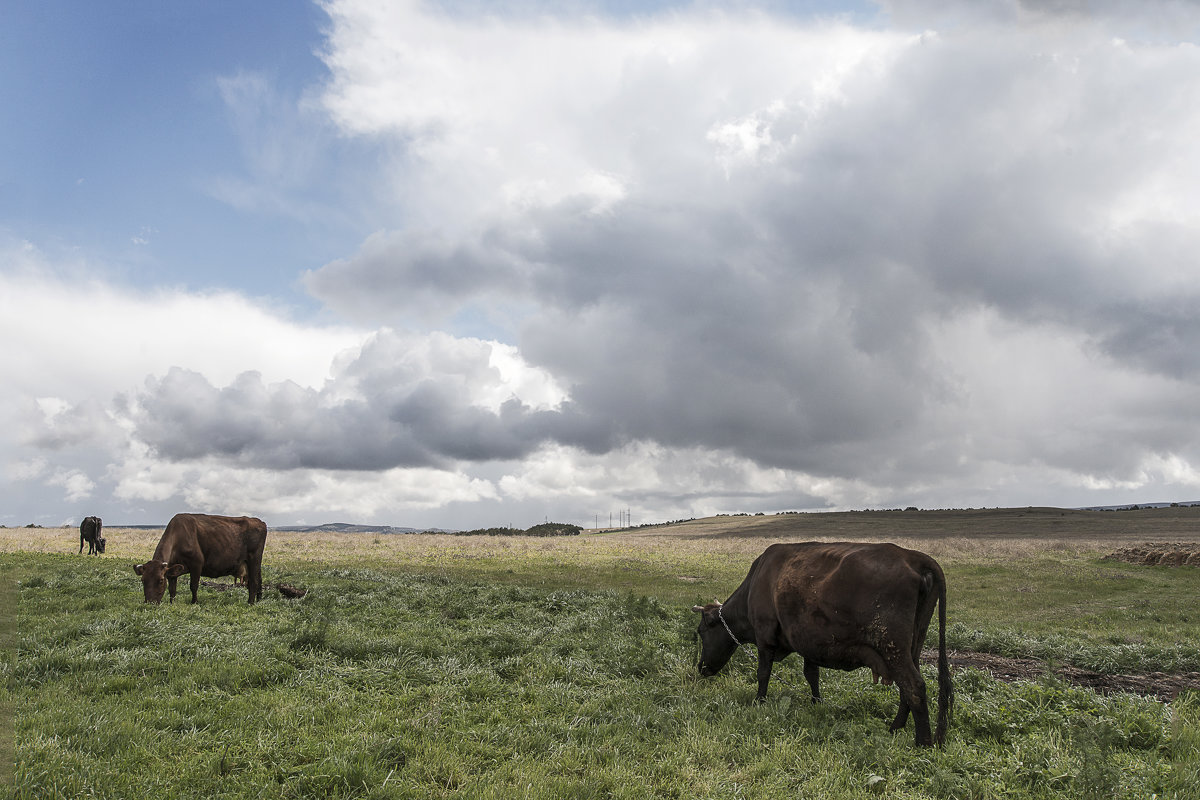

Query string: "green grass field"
[[2, 509, 1199, 798]]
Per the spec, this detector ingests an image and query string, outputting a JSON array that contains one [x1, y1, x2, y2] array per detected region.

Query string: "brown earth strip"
[[922, 649, 1200, 702]]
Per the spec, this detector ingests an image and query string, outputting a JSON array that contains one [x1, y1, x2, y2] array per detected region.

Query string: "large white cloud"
[[297, 0, 1200, 510], [1, 241, 363, 394]]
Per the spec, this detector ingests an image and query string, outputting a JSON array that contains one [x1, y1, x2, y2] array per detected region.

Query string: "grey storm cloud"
[[300, 191, 951, 480], [128, 334, 619, 471], [308, 227, 531, 316]]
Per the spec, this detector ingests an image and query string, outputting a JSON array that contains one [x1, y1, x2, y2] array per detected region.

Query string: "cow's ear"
[[166, 564, 187, 578], [691, 605, 705, 613], [133, 564, 145, 576]]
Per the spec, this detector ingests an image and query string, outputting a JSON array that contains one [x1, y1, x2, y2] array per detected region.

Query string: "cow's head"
[[133, 560, 186, 603], [95, 537, 106, 554], [691, 600, 739, 677]]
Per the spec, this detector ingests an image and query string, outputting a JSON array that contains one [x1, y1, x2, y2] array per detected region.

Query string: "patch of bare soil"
[[199, 580, 241, 591], [199, 580, 307, 598], [922, 649, 1200, 702], [1102, 542, 1200, 567]]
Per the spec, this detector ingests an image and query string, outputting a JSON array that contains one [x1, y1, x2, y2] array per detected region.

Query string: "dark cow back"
[[133, 513, 267, 605], [694, 541, 952, 746], [79, 516, 104, 555]]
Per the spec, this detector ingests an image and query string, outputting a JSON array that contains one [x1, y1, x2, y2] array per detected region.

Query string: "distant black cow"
[[693, 541, 953, 747], [79, 516, 105, 555], [134, 513, 267, 605]]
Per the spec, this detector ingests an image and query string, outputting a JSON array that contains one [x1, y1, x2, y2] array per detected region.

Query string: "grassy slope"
[[10, 507, 1200, 670], [625, 504, 1200, 542], [3, 507, 1199, 798]]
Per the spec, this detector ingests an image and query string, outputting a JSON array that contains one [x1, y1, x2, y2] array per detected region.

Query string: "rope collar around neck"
[[717, 603, 742, 647]]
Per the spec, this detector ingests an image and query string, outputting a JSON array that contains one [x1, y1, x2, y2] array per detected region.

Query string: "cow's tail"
[[934, 568, 953, 747]]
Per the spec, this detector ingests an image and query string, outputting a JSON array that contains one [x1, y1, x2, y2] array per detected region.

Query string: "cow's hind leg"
[[889, 659, 932, 746], [247, 562, 262, 605], [890, 697, 911, 734], [803, 659, 821, 703]]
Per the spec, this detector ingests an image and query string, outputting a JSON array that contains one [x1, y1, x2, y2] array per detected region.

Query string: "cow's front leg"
[[167, 575, 178, 603], [754, 646, 776, 702], [189, 571, 201, 603], [803, 659, 821, 703]]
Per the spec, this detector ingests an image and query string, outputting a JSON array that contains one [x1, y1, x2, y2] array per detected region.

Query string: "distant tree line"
[[456, 522, 582, 537], [618, 518, 697, 531], [1109, 503, 1199, 511]]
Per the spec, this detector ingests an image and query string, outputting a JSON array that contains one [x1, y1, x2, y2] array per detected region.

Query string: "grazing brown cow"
[[79, 516, 105, 555], [693, 541, 952, 747], [134, 513, 267, 605]]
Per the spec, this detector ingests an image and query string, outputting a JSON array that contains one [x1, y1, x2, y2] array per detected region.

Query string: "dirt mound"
[[922, 649, 1200, 702], [1102, 542, 1200, 567]]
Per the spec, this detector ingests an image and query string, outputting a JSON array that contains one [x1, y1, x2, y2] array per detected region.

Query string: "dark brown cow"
[[79, 516, 105, 555], [692, 541, 952, 747], [133, 513, 267, 605]]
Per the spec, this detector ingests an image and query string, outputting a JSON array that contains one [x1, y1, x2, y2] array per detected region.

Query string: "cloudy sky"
[[4, 0, 1200, 529]]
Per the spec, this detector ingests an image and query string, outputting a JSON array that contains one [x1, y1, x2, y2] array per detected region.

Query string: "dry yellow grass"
[[5, 505, 1197, 572]]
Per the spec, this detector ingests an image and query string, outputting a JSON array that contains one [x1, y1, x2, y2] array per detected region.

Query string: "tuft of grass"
[[0, 557, 17, 790], [946, 557, 1200, 672]]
